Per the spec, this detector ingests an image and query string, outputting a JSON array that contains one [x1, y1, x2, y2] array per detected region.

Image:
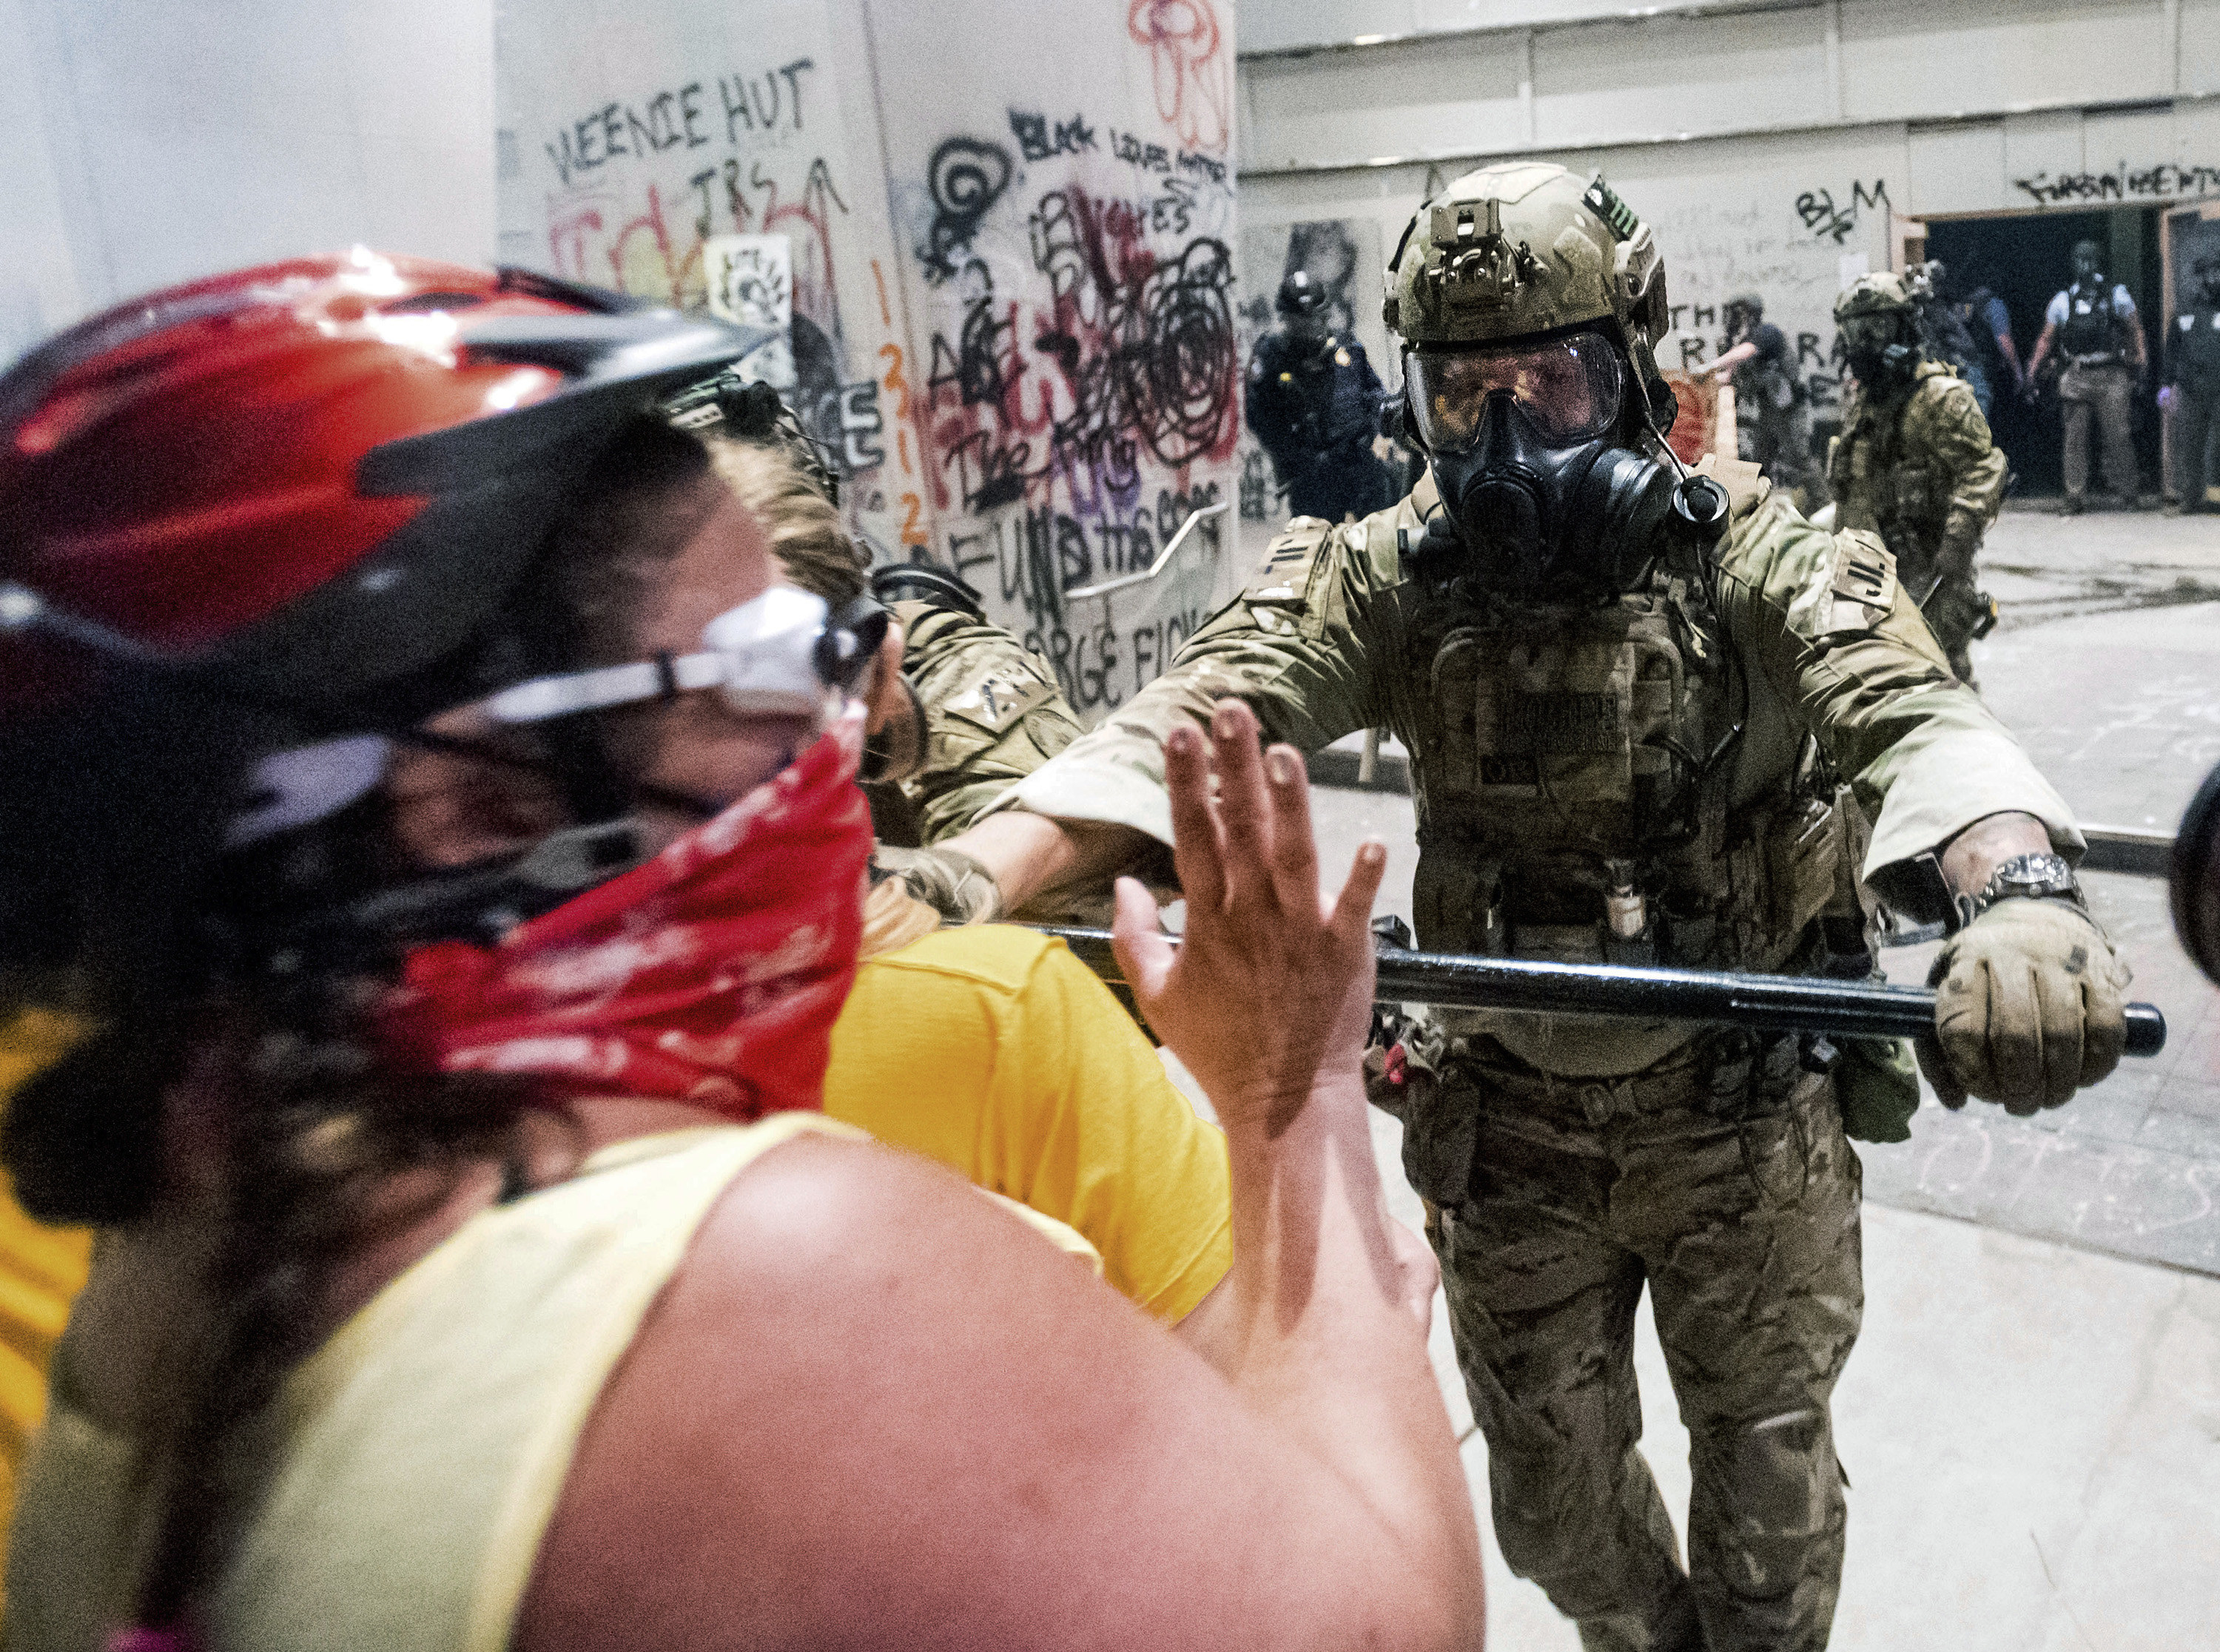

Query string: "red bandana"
[[380, 710, 871, 1120]]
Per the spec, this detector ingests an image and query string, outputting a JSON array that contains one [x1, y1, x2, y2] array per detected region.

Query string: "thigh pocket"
[[1740, 1107, 1812, 1210], [1401, 1076, 1482, 1208]]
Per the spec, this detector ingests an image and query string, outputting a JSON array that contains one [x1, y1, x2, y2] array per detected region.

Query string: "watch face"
[[1997, 854, 2073, 895]]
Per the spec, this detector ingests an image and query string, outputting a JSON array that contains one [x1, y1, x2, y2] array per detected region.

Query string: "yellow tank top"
[[7, 1115, 1097, 1652]]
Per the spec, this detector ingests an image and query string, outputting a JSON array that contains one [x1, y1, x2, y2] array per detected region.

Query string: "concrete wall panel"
[[1840, 0, 2167, 122], [1243, 35, 1526, 170], [2182, 0, 2220, 98], [1908, 121, 2008, 218], [1532, 9, 1830, 149]]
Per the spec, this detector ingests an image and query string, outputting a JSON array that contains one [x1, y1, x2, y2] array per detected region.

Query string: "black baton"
[[1032, 926, 2168, 1058]]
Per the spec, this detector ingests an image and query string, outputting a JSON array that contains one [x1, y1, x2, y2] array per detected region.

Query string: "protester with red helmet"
[[0, 254, 1481, 1651]]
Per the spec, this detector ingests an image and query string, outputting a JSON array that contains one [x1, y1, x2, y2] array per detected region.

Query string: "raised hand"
[[1110, 699, 1387, 1137]]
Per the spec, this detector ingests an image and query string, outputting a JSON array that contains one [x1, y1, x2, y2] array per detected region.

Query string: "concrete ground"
[[1216, 504, 2220, 1648]]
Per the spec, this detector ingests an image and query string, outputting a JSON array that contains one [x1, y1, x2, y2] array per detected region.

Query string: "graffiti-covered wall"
[[497, 0, 1241, 721]]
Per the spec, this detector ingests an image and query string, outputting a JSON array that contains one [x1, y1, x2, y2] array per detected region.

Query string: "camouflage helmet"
[[1385, 162, 1667, 348], [1384, 161, 1672, 425], [1833, 271, 1913, 324]]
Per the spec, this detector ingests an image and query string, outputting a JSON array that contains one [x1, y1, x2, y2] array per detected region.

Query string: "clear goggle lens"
[[1405, 333, 1625, 453], [482, 584, 888, 729], [221, 587, 887, 850]]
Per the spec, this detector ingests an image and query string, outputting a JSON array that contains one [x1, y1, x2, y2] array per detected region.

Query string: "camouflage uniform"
[[865, 585, 1085, 848], [1827, 361, 2005, 688], [1010, 444, 2079, 1646]]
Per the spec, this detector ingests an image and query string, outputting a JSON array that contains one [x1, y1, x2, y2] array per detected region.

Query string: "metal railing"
[[1064, 502, 1232, 602]]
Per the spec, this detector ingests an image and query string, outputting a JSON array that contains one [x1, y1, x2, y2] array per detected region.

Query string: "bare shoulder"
[[516, 1131, 1153, 1648]]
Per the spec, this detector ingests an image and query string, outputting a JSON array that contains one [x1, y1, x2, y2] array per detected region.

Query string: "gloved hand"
[[2158, 385, 2176, 412], [1917, 899, 2131, 1114], [871, 843, 1002, 926]]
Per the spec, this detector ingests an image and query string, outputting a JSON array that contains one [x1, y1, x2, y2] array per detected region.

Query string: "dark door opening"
[[1927, 206, 2164, 501]]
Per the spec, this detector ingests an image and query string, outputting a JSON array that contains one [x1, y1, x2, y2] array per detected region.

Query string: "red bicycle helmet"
[[0, 249, 767, 713]]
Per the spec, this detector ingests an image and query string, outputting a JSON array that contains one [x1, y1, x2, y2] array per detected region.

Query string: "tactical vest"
[[2174, 309, 2220, 393], [1405, 563, 1848, 981], [1829, 370, 1953, 567], [2059, 281, 2123, 361]]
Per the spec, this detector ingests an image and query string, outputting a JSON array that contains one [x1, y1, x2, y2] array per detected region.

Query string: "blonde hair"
[[705, 436, 870, 607]]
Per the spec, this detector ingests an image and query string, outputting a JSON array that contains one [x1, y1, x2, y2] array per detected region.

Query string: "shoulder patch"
[[1246, 516, 1332, 605], [1823, 529, 1897, 633], [941, 659, 1059, 736]]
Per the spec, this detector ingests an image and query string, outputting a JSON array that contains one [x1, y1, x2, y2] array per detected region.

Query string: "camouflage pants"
[[1402, 1038, 1864, 1652]]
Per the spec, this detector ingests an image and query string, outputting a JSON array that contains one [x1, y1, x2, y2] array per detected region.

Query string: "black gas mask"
[[1403, 329, 1720, 600], [1839, 311, 1917, 391], [2197, 260, 2220, 309]]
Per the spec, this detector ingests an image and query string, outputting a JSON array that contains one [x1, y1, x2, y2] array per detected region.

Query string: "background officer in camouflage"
[[861, 563, 1086, 923], [1827, 272, 2007, 687], [926, 161, 2130, 1652], [676, 379, 1081, 921]]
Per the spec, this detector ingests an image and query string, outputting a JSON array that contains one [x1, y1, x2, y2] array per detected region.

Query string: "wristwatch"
[[1960, 852, 2084, 927]]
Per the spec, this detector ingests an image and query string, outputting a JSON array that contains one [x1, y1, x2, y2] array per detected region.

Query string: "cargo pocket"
[[1740, 1106, 1812, 1209]]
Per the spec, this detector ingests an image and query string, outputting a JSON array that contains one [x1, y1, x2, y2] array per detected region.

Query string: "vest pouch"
[[1432, 627, 1640, 805], [1658, 900, 1718, 967], [1413, 849, 1506, 955], [1507, 921, 1607, 964], [1836, 1035, 1919, 1142], [1892, 465, 1936, 522]]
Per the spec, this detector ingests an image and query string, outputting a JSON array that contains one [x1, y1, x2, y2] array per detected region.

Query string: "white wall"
[[1, 0, 496, 368]]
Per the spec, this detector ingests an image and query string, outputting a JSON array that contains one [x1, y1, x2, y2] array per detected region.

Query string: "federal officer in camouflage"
[[864, 562, 1083, 920], [924, 161, 2131, 1652], [1826, 273, 2007, 688], [666, 372, 1080, 923]]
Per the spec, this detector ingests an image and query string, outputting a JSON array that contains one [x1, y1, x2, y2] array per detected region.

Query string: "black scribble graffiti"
[[1029, 192, 1097, 323], [926, 266, 1018, 417], [930, 222, 1237, 513], [2014, 161, 2220, 204], [1009, 109, 1097, 161], [919, 138, 1012, 284], [1794, 180, 1888, 246], [1140, 239, 1238, 465]]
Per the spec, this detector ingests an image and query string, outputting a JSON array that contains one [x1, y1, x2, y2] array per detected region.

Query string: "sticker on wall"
[[704, 234, 797, 389]]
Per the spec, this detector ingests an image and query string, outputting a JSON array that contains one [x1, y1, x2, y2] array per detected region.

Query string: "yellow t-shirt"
[[824, 925, 1231, 1321], [0, 1011, 95, 1621]]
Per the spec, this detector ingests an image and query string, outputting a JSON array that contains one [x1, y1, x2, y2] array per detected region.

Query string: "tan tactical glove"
[[1918, 899, 2131, 1114], [870, 843, 1002, 926]]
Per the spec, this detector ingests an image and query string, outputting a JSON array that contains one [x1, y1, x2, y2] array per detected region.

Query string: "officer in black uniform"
[[1245, 269, 1396, 523], [2162, 253, 2220, 515]]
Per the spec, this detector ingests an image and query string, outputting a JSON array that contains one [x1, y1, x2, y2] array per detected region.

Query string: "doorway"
[[1925, 206, 2164, 500]]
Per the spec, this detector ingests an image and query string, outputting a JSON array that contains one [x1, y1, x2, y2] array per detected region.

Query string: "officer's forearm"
[[1940, 811, 2052, 901], [935, 810, 1153, 913]]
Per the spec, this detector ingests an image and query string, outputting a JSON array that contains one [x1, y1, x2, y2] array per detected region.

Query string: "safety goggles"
[[1404, 331, 1625, 453], [481, 585, 888, 729]]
